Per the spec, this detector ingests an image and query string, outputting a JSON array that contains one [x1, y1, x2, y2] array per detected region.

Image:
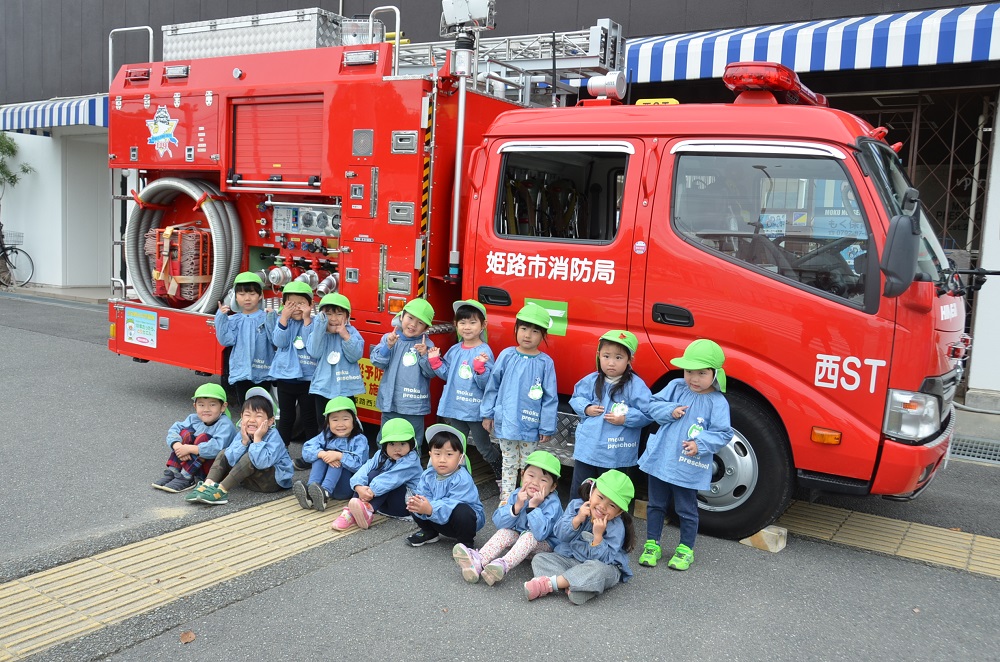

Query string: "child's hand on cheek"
[[514, 487, 529, 509], [527, 486, 547, 508], [592, 515, 608, 538]]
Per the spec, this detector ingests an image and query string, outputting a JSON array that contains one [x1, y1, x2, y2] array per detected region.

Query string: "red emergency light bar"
[[723, 61, 828, 107]]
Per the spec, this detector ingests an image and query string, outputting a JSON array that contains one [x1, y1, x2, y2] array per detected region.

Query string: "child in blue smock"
[[481, 302, 558, 506], [153, 383, 237, 493], [371, 298, 436, 448], [638, 339, 733, 571], [526, 470, 636, 605], [428, 299, 501, 480], [405, 424, 485, 548], [569, 330, 652, 496], [292, 397, 369, 512], [267, 281, 318, 452], [186, 387, 293, 505], [307, 292, 365, 432], [453, 450, 563, 586], [331, 418, 423, 531], [215, 272, 274, 411]]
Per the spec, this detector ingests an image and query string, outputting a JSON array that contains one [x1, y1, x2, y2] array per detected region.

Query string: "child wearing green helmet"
[[638, 338, 733, 571], [152, 383, 237, 493], [215, 271, 274, 410], [370, 298, 436, 448], [568, 330, 653, 496], [307, 292, 365, 435], [267, 281, 320, 460], [526, 469, 636, 604], [480, 302, 558, 506], [292, 397, 369, 512], [452, 450, 564, 586]]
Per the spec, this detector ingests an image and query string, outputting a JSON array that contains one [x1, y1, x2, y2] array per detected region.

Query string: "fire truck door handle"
[[478, 286, 511, 307], [652, 303, 694, 327]]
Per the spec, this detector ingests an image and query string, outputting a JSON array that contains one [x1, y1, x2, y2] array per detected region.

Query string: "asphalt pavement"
[[2, 292, 999, 661]]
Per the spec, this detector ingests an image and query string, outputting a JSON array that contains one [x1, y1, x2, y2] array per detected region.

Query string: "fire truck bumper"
[[870, 405, 955, 498]]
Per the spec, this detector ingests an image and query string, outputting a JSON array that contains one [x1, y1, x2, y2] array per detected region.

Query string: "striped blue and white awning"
[[628, 3, 1000, 83], [0, 94, 108, 134]]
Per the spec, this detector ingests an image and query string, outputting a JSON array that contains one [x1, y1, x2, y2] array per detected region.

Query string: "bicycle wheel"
[[2, 247, 34, 286]]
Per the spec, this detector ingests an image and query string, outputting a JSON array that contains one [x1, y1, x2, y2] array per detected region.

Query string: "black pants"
[[231, 379, 273, 413], [366, 484, 409, 518], [314, 394, 357, 433], [275, 379, 318, 445], [414, 503, 478, 547]]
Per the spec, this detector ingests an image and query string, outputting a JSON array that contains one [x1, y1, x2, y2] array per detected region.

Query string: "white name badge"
[[402, 350, 418, 367], [327, 351, 341, 364], [293, 337, 305, 350]]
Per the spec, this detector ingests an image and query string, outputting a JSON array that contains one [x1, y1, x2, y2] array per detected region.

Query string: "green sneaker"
[[184, 481, 209, 502], [195, 485, 229, 505], [667, 544, 694, 571], [639, 540, 662, 567]]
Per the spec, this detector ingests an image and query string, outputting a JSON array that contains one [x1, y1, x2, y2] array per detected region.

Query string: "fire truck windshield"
[[861, 140, 949, 286]]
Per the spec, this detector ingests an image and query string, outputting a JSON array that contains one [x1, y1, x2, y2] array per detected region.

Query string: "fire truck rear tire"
[[696, 389, 794, 540]]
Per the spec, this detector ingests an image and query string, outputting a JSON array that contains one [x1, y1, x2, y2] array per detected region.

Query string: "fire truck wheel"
[[696, 389, 794, 540]]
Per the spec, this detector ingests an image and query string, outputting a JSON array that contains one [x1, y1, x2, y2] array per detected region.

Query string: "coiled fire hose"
[[124, 178, 243, 313]]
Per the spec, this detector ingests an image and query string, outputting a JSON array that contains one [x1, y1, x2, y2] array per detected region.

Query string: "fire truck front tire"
[[696, 389, 794, 540]]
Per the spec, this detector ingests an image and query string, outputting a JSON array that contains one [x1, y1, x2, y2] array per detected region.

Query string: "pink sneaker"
[[331, 508, 355, 531], [348, 497, 374, 529], [523, 576, 554, 601], [482, 558, 509, 586], [452, 543, 484, 583]]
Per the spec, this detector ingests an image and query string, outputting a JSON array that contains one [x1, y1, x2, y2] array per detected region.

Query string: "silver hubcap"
[[697, 430, 758, 512]]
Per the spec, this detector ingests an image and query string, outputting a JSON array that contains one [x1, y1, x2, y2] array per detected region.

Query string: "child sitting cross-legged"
[[186, 387, 293, 505], [331, 418, 422, 531], [452, 450, 564, 586], [292, 397, 369, 512]]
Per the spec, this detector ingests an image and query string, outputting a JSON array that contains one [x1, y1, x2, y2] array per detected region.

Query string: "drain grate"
[[950, 436, 1000, 465]]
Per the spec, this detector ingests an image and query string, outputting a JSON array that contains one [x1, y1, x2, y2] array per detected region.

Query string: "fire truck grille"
[[353, 129, 374, 156]]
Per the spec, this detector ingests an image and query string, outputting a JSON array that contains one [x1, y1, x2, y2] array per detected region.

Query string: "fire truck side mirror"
[[880, 213, 920, 298]]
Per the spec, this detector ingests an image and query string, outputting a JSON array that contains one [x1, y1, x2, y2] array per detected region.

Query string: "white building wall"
[[62, 137, 111, 287], [5, 133, 64, 287]]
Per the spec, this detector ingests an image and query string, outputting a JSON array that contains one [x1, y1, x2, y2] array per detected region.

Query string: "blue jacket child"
[[370, 298, 436, 446], [268, 281, 321, 448], [405, 424, 485, 548], [186, 387, 293, 505], [307, 293, 365, 404], [292, 397, 370, 511], [215, 272, 274, 407], [333, 418, 424, 530]]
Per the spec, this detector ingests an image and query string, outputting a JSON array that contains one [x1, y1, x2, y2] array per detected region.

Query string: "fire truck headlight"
[[883, 390, 940, 443]]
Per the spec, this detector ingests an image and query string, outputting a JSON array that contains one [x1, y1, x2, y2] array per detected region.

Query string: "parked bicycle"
[[0, 221, 33, 287]]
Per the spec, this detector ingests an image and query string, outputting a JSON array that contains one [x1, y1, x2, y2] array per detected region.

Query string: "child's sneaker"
[[185, 481, 209, 502], [348, 498, 374, 529], [482, 558, 510, 586], [160, 474, 197, 493], [293, 457, 311, 471], [292, 481, 311, 510], [452, 543, 484, 583], [523, 576, 554, 601], [667, 544, 694, 571], [406, 530, 439, 547], [151, 470, 175, 490], [307, 483, 328, 512], [639, 539, 662, 567], [331, 508, 355, 531], [195, 485, 228, 505]]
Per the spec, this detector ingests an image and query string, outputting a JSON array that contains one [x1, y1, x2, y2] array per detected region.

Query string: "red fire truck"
[[107, 8, 967, 538]]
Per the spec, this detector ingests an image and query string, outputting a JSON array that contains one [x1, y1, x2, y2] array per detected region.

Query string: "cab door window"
[[673, 153, 872, 304]]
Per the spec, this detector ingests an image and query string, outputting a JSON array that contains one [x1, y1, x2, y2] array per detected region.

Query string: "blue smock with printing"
[[223, 427, 294, 489], [215, 309, 274, 383], [434, 342, 495, 421], [480, 347, 558, 440], [569, 372, 653, 468], [639, 378, 733, 491], [370, 330, 435, 415], [267, 313, 317, 381], [552, 497, 633, 582], [492, 488, 564, 548], [306, 314, 365, 398], [412, 466, 485, 530]]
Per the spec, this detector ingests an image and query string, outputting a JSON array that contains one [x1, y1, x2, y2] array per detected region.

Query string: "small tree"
[[0, 131, 34, 285]]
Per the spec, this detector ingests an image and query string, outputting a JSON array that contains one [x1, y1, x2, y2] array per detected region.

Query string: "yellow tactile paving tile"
[[777, 501, 849, 540], [969, 537, 1000, 578], [897, 523, 973, 569]]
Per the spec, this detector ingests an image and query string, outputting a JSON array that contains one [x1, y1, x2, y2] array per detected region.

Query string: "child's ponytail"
[[619, 511, 636, 553]]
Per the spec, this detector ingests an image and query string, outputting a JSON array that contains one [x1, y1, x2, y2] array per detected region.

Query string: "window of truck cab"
[[670, 144, 873, 307], [493, 143, 633, 243]]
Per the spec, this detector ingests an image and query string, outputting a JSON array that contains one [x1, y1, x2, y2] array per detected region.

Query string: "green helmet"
[[323, 396, 357, 417], [402, 298, 435, 327], [516, 302, 552, 330], [192, 383, 227, 402], [233, 271, 264, 287], [318, 292, 352, 314], [524, 450, 561, 479], [282, 281, 314, 300], [594, 469, 635, 512], [670, 338, 727, 393], [597, 330, 638, 371], [380, 417, 416, 444]]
